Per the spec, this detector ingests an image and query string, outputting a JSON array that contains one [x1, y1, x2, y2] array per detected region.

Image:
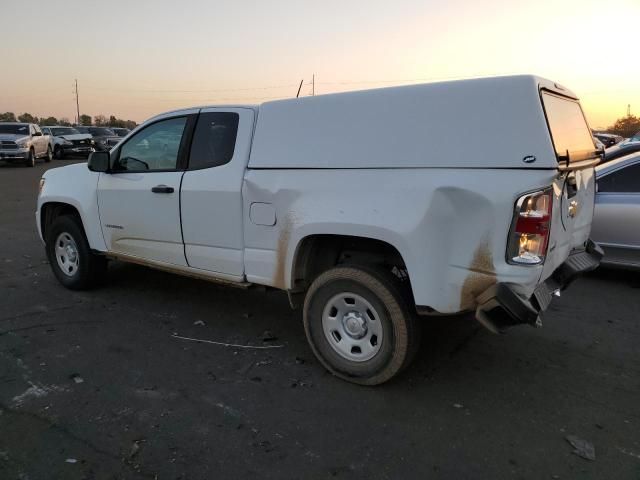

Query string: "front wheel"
[[54, 145, 64, 160], [25, 149, 35, 167], [45, 215, 107, 290], [303, 265, 420, 385]]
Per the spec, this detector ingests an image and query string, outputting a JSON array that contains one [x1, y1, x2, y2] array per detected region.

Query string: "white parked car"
[[40, 126, 94, 159], [36, 75, 603, 385]]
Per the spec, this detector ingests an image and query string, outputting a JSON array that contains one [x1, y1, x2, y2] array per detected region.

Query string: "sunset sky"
[[2, 0, 638, 128]]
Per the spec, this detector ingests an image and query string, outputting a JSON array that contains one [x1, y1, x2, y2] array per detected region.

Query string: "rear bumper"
[[475, 239, 604, 333]]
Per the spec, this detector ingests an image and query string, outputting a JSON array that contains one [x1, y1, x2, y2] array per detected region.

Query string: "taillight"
[[507, 188, 553, 265]]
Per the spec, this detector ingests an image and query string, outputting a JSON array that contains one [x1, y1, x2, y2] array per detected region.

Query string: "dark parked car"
[[111, 127, 131, 137], [594, 133, 623, 148], [604, 141, 640, 162], [75, 126, 121, 151]]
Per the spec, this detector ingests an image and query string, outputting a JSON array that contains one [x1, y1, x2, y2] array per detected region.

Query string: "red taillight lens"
[[507, 188, 553, 265]]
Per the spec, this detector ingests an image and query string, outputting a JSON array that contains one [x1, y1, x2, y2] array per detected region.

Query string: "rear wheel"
[[45, 215, 107, 290], [303, 265, 420, 385], [44, 146, 52, 162], [25, 149, 35, 167]]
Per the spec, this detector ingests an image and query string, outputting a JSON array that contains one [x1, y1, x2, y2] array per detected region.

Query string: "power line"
[[82, 82, 308, 94]]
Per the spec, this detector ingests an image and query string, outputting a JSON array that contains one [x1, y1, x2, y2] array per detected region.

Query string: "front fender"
[[37, 163, 106, 252]]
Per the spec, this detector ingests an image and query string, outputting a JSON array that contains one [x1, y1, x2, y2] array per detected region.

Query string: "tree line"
[[2, 110, 638, 139], [606, 115, 640, 138], [0, 112, 137, 130]]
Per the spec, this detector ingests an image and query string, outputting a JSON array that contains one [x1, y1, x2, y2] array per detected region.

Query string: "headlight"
[[16, 138, 30, 147], [62, 140, 73, 146], [38, 178, 45, 194]]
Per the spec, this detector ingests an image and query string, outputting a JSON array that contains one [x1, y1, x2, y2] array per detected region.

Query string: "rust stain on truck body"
[[273, 213, 296, 290], [460, 241, 497, 311]]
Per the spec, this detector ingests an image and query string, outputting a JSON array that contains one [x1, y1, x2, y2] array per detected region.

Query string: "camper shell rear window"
[[541, 91, 596, 163]]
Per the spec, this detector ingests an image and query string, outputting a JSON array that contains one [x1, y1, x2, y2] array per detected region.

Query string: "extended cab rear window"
[[541, 91, 596, 163]]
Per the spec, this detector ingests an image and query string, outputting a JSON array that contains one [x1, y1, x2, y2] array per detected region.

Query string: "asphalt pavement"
[[1, 159, 639, 479]]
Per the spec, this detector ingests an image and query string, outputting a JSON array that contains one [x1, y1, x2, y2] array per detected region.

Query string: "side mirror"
[[33, 131, 42, 136], [88, 151, 110, 173]]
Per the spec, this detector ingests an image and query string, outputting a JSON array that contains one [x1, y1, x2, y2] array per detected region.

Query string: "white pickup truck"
[[37, 75, 603, 385], [0, 122, 52, 167]]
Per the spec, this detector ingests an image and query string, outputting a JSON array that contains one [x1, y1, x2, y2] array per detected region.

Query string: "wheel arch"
[[288, 232, 413, 308], [40, 202, 83, 242]]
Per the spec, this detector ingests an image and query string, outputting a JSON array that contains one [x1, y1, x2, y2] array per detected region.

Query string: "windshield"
[[541, 91, 596, 163], [50, 127, 80, 136], [0, 124, 29, 135], [88, 127, 115, 136]]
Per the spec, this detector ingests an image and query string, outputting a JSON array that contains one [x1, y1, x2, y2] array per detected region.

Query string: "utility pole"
[[312, 74, 315, 96], [627, 104, 631, 117], [75, 79, 80, 125]]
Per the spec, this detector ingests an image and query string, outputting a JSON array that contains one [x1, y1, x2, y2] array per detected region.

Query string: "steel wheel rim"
[[54, 232, 79, 277], [321, 292, 383, 362]]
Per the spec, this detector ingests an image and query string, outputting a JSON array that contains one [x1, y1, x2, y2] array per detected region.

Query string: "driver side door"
[[97, 113, 196, 266]]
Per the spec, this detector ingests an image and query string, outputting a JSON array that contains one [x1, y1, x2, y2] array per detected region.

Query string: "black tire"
[[54, 145, 64, 160], [303, 265, 420, 385], [45, 215, 107, 290], [45, 146, 52, 162], [25, 149, 35, 167]]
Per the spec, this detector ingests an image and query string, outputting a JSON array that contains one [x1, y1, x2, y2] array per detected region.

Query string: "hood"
[[0, 134, 29, 142], [58, 134, 92, 141], [42, 161, 89, 180]]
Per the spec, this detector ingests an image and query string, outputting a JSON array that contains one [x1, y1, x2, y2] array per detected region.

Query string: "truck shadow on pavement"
[[103, 260, 483, 382]]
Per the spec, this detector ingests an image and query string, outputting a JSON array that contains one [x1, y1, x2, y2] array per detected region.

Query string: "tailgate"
[[539, 90, 598, 281]]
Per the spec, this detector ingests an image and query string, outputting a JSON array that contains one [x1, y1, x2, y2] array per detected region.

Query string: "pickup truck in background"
[[0, 122, 52, 167], [36, 75, 603, 385], [41, 126, 95, 159]]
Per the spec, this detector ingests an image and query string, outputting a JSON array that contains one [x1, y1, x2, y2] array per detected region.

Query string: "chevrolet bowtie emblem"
[[568, 200, 579, 218]]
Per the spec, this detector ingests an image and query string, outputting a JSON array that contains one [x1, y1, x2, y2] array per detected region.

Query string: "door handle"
[[151, 185, 174, 194]]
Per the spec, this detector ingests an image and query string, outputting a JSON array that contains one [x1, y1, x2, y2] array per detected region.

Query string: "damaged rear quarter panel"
[[243, 168, 555, 313]]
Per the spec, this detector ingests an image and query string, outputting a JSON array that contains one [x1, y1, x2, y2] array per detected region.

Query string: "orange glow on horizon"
[[1, 0, 637, 129]]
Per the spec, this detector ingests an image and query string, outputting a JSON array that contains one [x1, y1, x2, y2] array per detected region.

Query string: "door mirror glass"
[[88, 151, 110, 172]]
